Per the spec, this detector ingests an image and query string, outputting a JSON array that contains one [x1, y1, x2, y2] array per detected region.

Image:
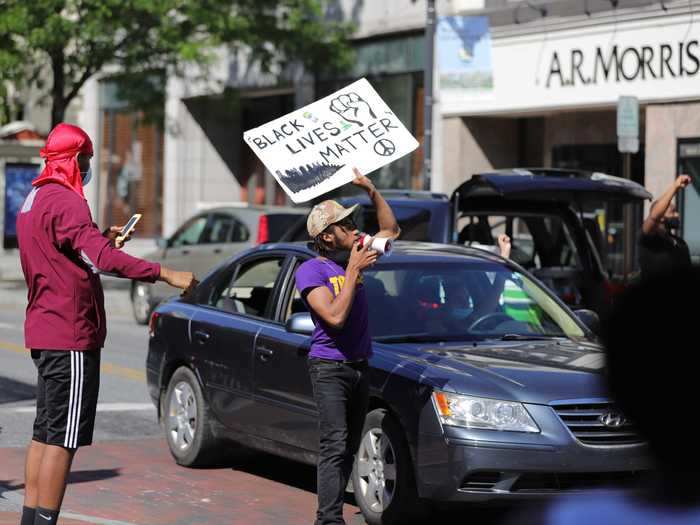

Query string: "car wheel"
[[131, 282, 153, 325], [163, 367, 219, 467], [352, 409, 425, 525]]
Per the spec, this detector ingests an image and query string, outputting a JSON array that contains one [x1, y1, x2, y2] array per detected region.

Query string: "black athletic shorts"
[[31, 349, 101, 449]]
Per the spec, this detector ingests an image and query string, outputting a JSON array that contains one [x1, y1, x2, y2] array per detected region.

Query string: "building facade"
[[10, 0, 697, 255], [439, 0, 700, 257]]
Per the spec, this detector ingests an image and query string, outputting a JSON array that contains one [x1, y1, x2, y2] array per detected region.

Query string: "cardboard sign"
[[243, 78, 419, 203]]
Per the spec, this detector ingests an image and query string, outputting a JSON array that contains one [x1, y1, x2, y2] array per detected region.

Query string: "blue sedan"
[[146, 242, 650, 525]]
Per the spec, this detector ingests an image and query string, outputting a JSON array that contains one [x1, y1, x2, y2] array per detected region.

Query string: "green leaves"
[[0, 0, 354, 126]]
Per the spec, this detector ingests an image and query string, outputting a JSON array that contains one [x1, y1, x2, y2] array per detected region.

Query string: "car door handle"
[[257, 346, 274, 362], [213, 248, 222, 254], [181, 249, 190, 255], [193, 330, 211, 345]]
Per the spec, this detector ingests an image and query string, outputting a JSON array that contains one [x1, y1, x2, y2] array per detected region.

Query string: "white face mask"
[[81, 167, 92, 186]]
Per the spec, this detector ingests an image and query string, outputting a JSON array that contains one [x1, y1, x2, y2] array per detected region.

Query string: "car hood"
[[374, 338, 608, 405], [452, 171, 651, 206]]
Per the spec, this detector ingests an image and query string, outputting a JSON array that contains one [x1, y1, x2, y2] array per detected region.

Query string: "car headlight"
[[432, 391, 540, 433]]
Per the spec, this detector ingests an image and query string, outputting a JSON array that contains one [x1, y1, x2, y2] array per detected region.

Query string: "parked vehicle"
[[147, 241, 650, 525], [280, 169, 652, 311], [279, 189, 453, 243], [452, 169, 651, 310], [130, 206, 305, 324]]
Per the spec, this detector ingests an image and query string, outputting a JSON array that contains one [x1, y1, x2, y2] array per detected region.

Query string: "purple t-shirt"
[[295, 257, 372, 361]]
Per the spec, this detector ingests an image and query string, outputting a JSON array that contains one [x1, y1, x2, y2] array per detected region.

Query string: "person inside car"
[[295, 167, 400, 525], [639, 174, 692, 279]]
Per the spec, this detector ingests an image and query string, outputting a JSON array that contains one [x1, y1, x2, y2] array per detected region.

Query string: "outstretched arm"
[[642, 175, 690, 235], [351, 167, 400, 240]]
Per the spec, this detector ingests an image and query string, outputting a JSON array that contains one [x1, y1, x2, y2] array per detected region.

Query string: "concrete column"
[[163, 77, 185, 237], [75, 77, 101, 219]]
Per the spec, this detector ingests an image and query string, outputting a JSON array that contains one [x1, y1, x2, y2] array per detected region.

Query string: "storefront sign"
[[546, 41, 699, 88], [441, 13, 700, 116], [244, 78, 419, 203]]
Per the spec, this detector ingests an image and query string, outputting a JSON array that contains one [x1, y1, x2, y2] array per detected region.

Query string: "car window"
[[170, 216, 208, 247], [202, 213, 250, 244], [458, 214, 581, 270], [363, 262, 585, 341], [210, 257, 285, 318], [265, 213, 305, 242]]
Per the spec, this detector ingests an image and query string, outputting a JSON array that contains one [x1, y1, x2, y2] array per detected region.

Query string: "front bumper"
[[415, 402, 652, 502]]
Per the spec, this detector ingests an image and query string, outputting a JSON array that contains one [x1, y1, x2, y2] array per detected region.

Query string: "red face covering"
[[34, 123, 94, 199]]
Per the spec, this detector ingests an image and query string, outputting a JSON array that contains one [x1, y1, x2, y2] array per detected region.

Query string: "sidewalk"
[[0, 438, 363, 525]]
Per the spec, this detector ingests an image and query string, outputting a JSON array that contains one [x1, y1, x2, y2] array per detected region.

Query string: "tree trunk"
[[50, 52, 66, 128]]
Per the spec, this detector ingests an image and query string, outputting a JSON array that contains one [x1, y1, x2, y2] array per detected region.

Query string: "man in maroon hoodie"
[[15, 123, 196, 525]]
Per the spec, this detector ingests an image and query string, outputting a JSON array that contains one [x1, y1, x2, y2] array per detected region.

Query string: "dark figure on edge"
[[295, 167, 400, 525], [16, 123, 197, 525], [517, 267, 700, 524]]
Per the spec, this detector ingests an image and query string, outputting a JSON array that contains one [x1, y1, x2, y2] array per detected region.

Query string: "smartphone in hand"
[[117, 213, 142, 244]]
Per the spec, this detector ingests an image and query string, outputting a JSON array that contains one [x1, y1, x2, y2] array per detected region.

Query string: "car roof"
[[338, 194, 449, 209], [258, 240, 512, 266], [197, 205, 307, 216], [453, 167, 652, 203]]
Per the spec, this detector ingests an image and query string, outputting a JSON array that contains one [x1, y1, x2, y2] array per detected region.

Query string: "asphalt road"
[[0, 283, 159, 451]]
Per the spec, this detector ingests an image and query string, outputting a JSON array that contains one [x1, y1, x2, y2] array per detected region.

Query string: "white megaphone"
[[357, 233, 393, 256]]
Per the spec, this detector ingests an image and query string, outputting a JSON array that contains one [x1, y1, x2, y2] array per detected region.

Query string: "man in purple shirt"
[[16, 123, 197, 525], [296, 168, 400, 525]]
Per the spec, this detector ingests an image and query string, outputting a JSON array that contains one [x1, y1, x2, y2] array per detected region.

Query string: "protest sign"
[[243, 78, 419, 203]]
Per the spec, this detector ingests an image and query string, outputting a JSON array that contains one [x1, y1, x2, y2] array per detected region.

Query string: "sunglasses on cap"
[[330, 217, 357, 232]]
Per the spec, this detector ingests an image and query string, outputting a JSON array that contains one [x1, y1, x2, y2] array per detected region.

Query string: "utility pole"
[[423, 0, 436, 191]]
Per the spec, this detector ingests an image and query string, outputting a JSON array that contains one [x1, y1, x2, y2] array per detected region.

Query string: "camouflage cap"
[[307, 200, 359, 238]]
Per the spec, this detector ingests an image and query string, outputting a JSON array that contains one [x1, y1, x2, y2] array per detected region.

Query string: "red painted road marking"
[[0, 438, 364, 525]]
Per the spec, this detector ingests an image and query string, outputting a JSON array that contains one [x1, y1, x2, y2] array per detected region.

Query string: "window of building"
[[679, 139, 700, 262]]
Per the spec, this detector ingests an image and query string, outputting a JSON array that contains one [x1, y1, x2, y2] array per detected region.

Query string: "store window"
[[316, 33, 424, 191], [679, 139, 700, 262]]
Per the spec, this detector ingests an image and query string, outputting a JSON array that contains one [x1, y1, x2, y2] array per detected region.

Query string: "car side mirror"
[[286, 312, 314, 335], [575, 309, 600, 335], [156, 237, 169, 250]]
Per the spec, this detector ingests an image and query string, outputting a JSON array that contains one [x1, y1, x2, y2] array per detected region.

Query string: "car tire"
[[163, 366, 220, 467], [352, 408, 426, 525], [131, 281, 153, 325]]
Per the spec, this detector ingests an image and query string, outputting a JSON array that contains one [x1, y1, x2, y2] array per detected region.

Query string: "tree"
[[0, 0, 354, 127]]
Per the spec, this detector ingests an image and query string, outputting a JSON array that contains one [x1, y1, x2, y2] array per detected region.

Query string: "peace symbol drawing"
[[374, 138, 396, 157]]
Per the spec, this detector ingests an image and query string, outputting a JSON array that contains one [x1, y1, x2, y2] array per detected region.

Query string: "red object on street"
[[257, 214, 270, 244], [149, 311, 160, 338]]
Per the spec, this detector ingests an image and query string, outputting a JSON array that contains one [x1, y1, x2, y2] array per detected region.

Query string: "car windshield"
[[364, 261, 585, 342]]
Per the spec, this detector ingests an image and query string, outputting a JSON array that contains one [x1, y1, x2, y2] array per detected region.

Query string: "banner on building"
[[437, 16, 494, 93], [243, 78, 419, 203]]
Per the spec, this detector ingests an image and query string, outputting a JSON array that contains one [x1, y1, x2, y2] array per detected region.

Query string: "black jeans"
[[308, 358, 370, 525]]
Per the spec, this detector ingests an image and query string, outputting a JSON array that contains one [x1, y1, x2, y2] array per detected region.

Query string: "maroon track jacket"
[[16, 183, 161, 351]]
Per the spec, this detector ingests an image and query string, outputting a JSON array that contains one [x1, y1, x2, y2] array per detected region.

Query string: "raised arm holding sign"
[[243, 78, 419, 203]]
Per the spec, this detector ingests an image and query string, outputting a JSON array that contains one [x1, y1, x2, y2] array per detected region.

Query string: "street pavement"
[[0, 281, 513, 525]]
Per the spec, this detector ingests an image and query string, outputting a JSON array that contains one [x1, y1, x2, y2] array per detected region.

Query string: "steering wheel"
[[468, 312, 514, 332]]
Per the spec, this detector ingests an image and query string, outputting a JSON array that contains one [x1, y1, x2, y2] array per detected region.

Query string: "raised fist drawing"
[[329, 92, 377, 127]]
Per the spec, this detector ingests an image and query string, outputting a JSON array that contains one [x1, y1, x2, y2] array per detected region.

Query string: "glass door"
[[679, 139, 700, 263]]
